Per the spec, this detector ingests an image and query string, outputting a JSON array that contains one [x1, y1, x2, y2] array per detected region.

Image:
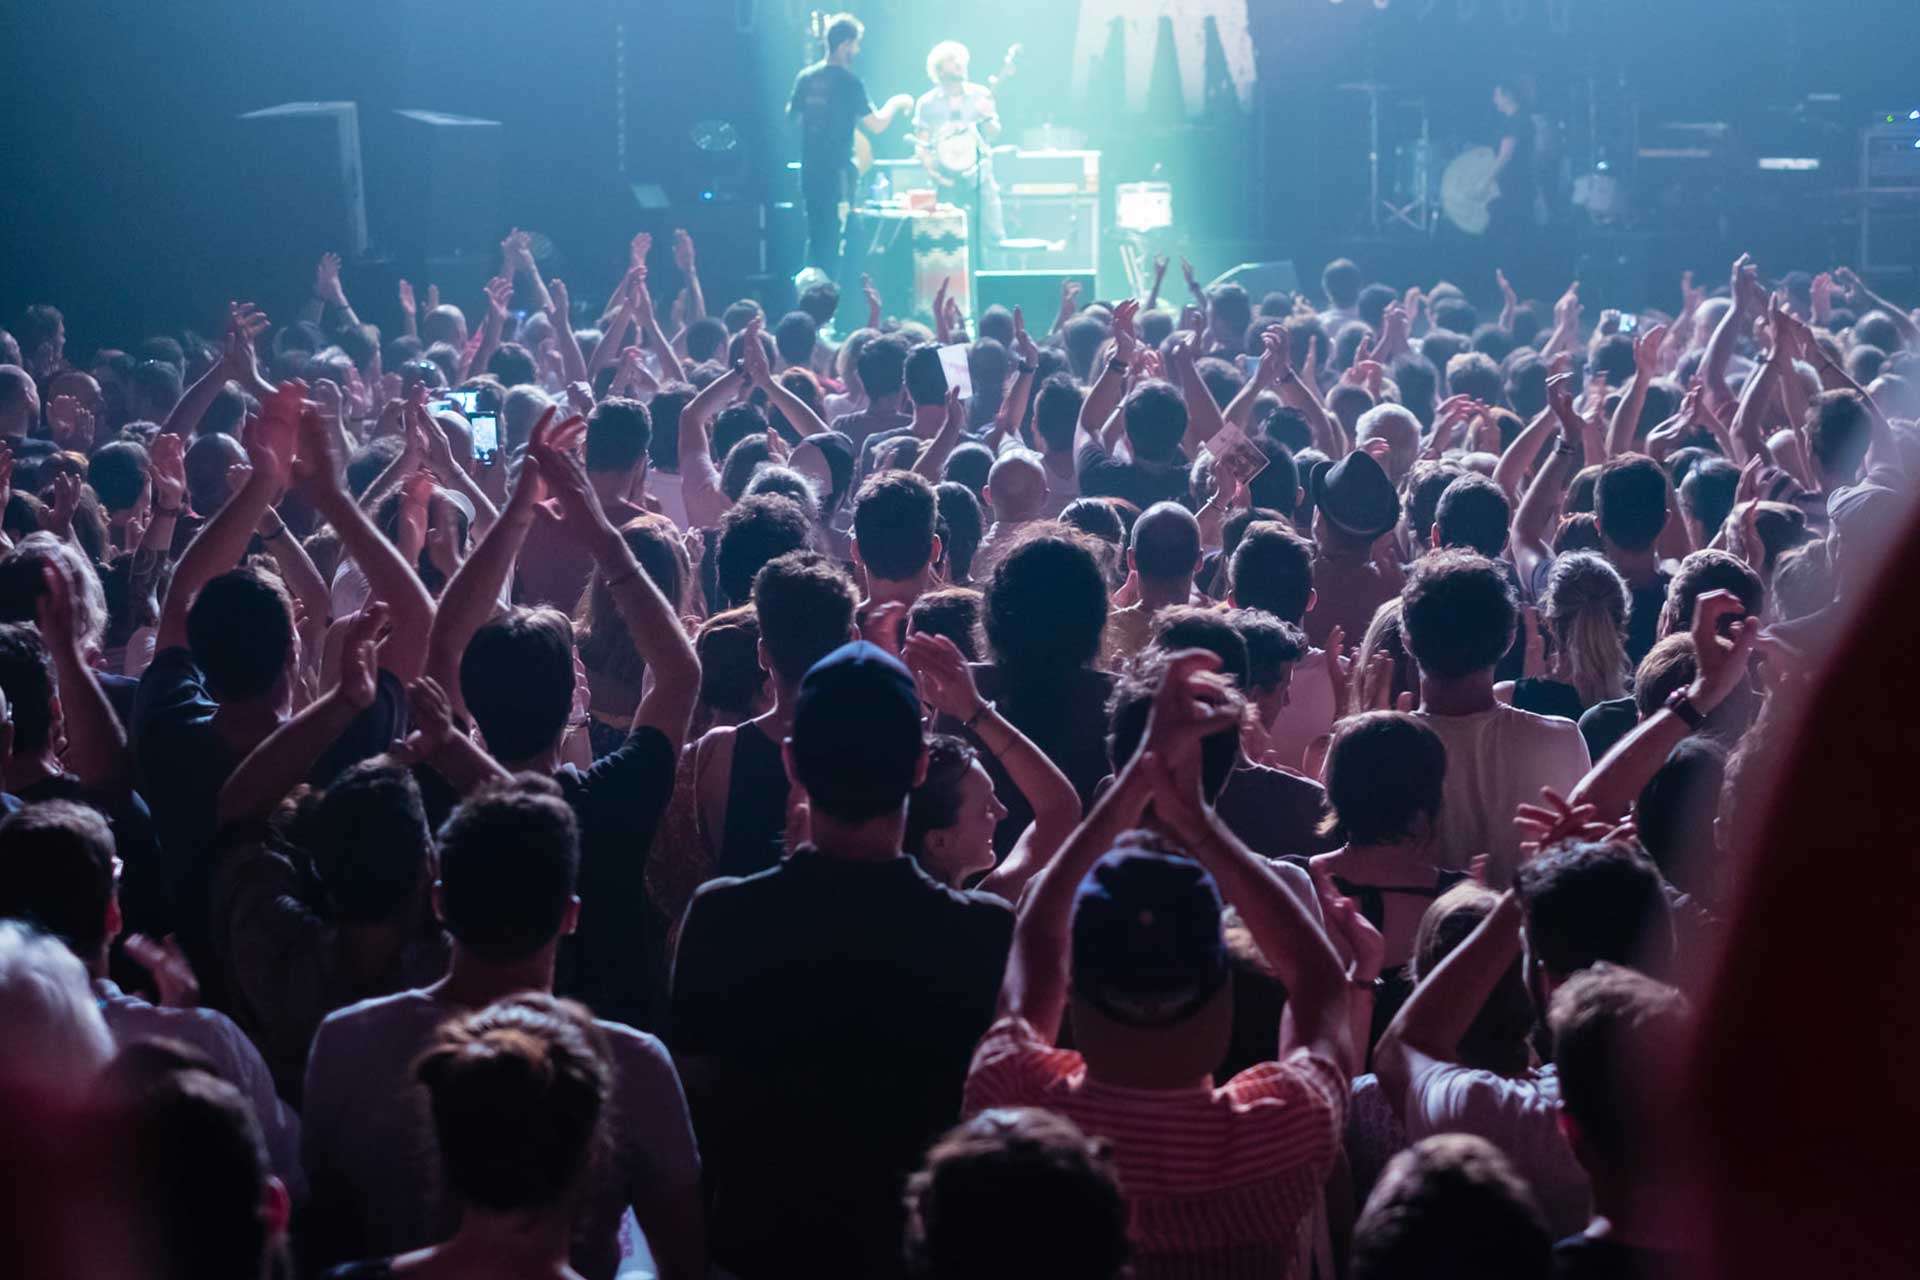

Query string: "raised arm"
[[1510, 376, 1583, 591], [989, 308, 1040, 453], [531, 430, 700, 748], [1703, 256, 1763, 414], [1170, 334, 1227, 463], [912, 390, 965, 483], [1374, 890, 1524, 1113], [501, 228, 554, 316], [1604, 324, 1668, 459], [216, 605, 387, 827], [678, 363, 744, 530], [545, 278, 589, 386], [1835, 266, 1919, 351], [424, 409, 577, 715], [294, 398, 437, 682], [1568, 591, 1756, 817], [463, 276, 512, 382], [674, 230, 706, 323], [1492, 406, 1558, 502], [744, 330, 828, 439], [166, 305, 268, 437], [157, 383, 303, 651], [38, 560, 128, 790], [1074, 313, 1133, 458], [397, 279, 419, 341]]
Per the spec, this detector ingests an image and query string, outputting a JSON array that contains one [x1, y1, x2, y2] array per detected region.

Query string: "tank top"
[[717, 721, 792, 879]]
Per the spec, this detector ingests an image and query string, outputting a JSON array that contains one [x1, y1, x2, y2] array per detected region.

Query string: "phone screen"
[[447, 389, 482, 415], [470, 412, 500, 461], [1618, 315, 1639, 335]]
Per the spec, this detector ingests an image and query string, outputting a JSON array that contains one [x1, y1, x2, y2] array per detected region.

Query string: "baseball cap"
[[1071, 841, 1230, 1027], [790, 640, 925, 822]]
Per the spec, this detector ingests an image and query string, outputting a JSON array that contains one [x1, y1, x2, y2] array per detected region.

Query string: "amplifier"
[[1863, 121, 1920, 190], [1000, 149, 1101, 197]]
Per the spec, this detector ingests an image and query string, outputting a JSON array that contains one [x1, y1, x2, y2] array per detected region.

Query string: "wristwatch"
[[1016, 360, 1037, 375], [1665, 687, 1706, 730]]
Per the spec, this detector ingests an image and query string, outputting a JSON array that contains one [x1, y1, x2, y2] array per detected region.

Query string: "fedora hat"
[[1308, 449, 1401, 539]]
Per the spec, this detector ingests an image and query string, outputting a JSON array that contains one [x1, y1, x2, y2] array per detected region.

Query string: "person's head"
[[1069, 830, 1233, 1081], [1402, 460, 1464, 554], [1504, 352, 1549, 419], [1400, 550, 1517, 683], [1227, 520, 1315, 623], [0, 535, 108, 662], [682, 316, 728, 365], [1358, 403, 1423, 482], [753, 550, 858, 691], [1412, 882, 1534, 1075], [1031, 374, 1085, 454], [1058, 498, 1126, 550], [694, 606, 767, 726], [1659, 548, 1764, 640], [1245, 436, 1302, 518], [87, 441, 150, 518], [1206, 284, 1253, 353], [460, 607, 575, 763], [1322, 712, 1445, 848], [716, 493, 815, 607], [1432, 472, 1510, 558], [0, 799, 119, 970], [583, 396, 651, 480], [904, 343, 949, 409], [127, 361, 183, 422], [907, 587, 983, 661], [1431, 297, 1478, 336], [1127, 501, 1201, 589], [1678, 456, 1740, 546], [786, 641, 928, 828], [104, 1065, 289, 1280], [1542, 551, 1630, 706], [1806, 389, 1872, 483], [906, 1107, 1129, 1280], [858, 333, 911, 406], [1770, 540, 1832, 622], [1119, 381, 1187, 462], [720, 299, 764, 334], [1226, 607, 1308, 726], [1593, 454, 1669, 555], [773, 311, 819, 370], [187, 567, 294, 705], [1351, 1134, 1551, 1280], [983, 450, 1048, 526], [1445, 351, 1503, 406], [983, 528, 1108, 676], [904, 735, 1006, 887], [934, 481, 984, 582], [0, 918, 113, 1094], [825, 11, 864, 57], [1589, 333, 1636, 386], [854, 470, 940, 587], [1515, 841, 1674, 1005], [0, 365, 41, 435], [1633, 736, 1726, 903], [797, 281, 841, 330], [502, 386, 552, 452], [1148, 608, 1251, 689], [414, 993, 610, 1218], [791, 430, 856, 519], [943, 442, 994, 501], [421, 302, 468, 349], [1321, 258, 1363, 310], [1549, 964, 1691, 1186], [435, 775, 580, 962], [485, 342, 537, 389], [296, 761, 432, 926]]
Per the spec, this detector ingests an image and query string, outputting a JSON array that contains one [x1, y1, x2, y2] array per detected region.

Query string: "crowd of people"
[[0, 221, 1914, 1279]]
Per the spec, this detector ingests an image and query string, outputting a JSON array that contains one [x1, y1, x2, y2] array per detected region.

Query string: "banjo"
[[1440, 146, 1499, 236]]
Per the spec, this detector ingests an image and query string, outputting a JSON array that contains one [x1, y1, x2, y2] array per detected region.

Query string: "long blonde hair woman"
[[1509, 551, 1629, 716]]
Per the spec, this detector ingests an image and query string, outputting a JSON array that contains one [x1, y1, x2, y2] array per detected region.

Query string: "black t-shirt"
[[1500, 115, 1537, 201], [1075, 440, 1191, 511], [949, 663, 1118, 856], [1578, 696, 1639, 764], [553, 725, 678, 1032], [1624, 570, 1672, 669], [671, 847, 1012, 1278], [133, 648, 408, 972], [789, 60, 874, 183], [1514, 676, 1588, 723]]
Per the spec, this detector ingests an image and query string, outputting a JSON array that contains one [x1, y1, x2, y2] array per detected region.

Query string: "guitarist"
[[912, 42, 1015, 255], [789, 13, 913, 277]]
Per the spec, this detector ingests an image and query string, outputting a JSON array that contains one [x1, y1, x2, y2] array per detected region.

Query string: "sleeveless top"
[[717, 720, 792, 879]]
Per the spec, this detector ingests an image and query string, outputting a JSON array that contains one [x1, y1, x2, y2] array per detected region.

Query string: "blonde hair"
[[927, 40, 969, 84], [1543, 551, 1629, 706]]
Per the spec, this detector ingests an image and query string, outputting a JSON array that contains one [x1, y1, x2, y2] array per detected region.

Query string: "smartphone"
[[469, 412, 501, 465], [1618, 314, 1640, 335], [446, 388, 482, 416]]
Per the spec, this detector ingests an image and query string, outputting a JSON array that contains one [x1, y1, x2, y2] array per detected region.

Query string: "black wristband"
[[1665, 687, 1706, 730]]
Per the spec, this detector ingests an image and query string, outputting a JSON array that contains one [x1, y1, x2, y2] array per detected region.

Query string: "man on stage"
[[912, 41, 1008, 253], [788, 13, 913, 277]]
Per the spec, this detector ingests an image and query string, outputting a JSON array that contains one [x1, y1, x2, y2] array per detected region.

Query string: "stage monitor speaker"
[[1209, 260, 1299, 301], [388, 110, 503, 264], [236, 103, 367, 261], [976, 269, 1097, 324]]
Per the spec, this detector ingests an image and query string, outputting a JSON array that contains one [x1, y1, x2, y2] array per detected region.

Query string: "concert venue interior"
[[8, 0, 1919, 335]]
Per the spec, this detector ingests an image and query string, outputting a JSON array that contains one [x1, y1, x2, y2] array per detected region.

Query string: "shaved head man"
[[1106, 500, 1203, 663], [975, 450, 1051, 576]]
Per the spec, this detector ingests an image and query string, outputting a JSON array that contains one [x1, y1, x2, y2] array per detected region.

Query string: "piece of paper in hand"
[[1205, 422, 1271, 489], [937, 343, 974, 401]]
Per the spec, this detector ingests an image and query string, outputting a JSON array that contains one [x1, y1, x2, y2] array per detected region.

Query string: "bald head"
[[0, 365, 38, 438], [985, 450, 1049, 523], [1130, 500, 1202, 584]]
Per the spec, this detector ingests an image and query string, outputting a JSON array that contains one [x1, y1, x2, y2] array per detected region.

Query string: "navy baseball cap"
[[790, 640, 926, 822], [1071, 841, 1230, 1027]]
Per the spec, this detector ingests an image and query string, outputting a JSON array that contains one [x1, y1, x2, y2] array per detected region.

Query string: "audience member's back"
[[669, 641, 1012, 1278]]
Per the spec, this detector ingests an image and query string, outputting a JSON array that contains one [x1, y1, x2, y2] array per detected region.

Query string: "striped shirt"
[[964, 1017, 1345, 1279]]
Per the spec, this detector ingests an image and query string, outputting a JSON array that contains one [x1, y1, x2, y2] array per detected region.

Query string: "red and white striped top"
[[963, 1017, 1346, 1280]]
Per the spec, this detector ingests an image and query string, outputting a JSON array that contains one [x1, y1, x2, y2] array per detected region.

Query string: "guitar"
[[915, 44, 1022, 187]]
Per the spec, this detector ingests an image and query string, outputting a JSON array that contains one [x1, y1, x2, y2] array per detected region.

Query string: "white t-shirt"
[[1417, 703, 1591, 885], [1404, 1058, 1591, 1238], [647, 469, 689, 531], [302, 988, 701, 1280]]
